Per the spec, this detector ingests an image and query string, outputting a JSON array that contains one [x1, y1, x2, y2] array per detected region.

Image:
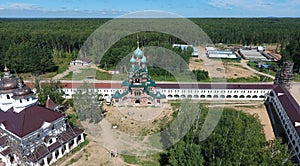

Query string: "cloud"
[[208, 0, 273, 10], [207, 0, 300, 17], [6, 3, 41, 10], [0, 2, 127, 18]]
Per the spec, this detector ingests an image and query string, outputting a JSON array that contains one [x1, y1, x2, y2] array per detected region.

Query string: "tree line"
[[0, 18, 300, 75], [281, 40, 300, 73], [160, 105, 293, 165]]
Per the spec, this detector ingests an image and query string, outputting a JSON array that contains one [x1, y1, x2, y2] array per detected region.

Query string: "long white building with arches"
[[59, 81, 273, 101]]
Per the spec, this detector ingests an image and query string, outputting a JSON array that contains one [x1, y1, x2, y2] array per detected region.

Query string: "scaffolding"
[[274, 61, 294, 90]]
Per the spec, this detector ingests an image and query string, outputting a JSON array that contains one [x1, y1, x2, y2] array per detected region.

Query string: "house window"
[[6, 95, 10, 99]]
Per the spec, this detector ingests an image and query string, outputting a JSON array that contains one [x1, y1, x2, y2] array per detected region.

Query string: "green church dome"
[[133, 47, 143, 58], [141, 55, 147, 63], [130, 56, 136, 63]]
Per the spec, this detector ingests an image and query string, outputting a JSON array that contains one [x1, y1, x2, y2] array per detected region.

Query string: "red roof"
[[273, 85, 300, 135], [24, 81, 35, 89], [0, 135, 7, 147], [156, 83, 273, 89], [24, 81, 274, 90], [45, 97, 57, 110], [61, 82, 273, 90], [61, 82, 121, 89], [27, 127, 83, 162], [0, 106, 64, 137], [0, 147, 11, 156]]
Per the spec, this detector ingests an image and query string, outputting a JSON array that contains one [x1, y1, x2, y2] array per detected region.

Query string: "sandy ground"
[[59, 101, 275, 166], [58, 136, 128, 166], [291, 83, 300, 104], [103, 103, 174, 135], [189, 46, 274, 80], [58, 103, 175, 166], [190, 58, 257, 79], [228, 102, 274, 141]]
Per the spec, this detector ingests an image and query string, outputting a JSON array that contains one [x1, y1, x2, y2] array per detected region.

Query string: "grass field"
[[62, 68, 114, 80]]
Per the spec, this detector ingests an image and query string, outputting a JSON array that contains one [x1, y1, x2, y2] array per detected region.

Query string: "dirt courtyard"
[[59, 101, 274, 166]]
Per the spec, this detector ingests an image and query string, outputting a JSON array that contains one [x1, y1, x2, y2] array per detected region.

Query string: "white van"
[[106, 98, 111, 106]]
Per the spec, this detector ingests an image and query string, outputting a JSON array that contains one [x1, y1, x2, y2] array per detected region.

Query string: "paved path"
[[291, 82, 300, 104], [52, 64, 110, 80]]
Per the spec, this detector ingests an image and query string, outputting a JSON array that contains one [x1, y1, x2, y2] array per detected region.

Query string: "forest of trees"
[[72, 82, 102, 123], [281, 41, 300, 72], [1, 18, 298, 164], [0, 18, 300, 75], [161, 106, 293, 165]]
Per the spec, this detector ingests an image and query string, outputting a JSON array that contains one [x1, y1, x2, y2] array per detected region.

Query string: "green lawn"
[[247, 61, 277, 76], [62, 68, 114, 80], [121, 153, 163, 166], [294, 73, 300, 82]]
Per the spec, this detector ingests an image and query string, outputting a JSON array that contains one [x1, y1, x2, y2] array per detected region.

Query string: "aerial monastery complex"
[[1, 41, 300, 164]]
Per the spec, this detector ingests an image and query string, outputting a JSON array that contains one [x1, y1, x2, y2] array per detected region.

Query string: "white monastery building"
[[0, 67, 85, 166]]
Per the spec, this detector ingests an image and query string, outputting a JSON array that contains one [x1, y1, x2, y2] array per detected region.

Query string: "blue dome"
[[130, 56, 136, 63], [133, 47, 143, 58], [140, 55, 147, 63]]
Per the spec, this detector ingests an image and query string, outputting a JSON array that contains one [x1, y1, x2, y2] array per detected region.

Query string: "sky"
[[0, 0, 299, 18]]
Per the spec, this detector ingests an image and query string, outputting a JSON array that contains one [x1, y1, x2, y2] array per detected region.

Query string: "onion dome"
[[4, 65, 8, 72], [141, 55, 147, 64], [130, 56, 136, 63], [3, 65, 12, 78], [13, 86, 33, 98], [0, 77, 19, 91], [133, 47, 143, 59], [12, 79, 33, 98]]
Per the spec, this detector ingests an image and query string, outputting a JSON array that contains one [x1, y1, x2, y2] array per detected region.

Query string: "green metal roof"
[[148, 91, 165, 99], [112, 90, 129, 99], [112, 90, 122, 98], [121, 80, 129, 86], [147, 79, 156, 87]]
